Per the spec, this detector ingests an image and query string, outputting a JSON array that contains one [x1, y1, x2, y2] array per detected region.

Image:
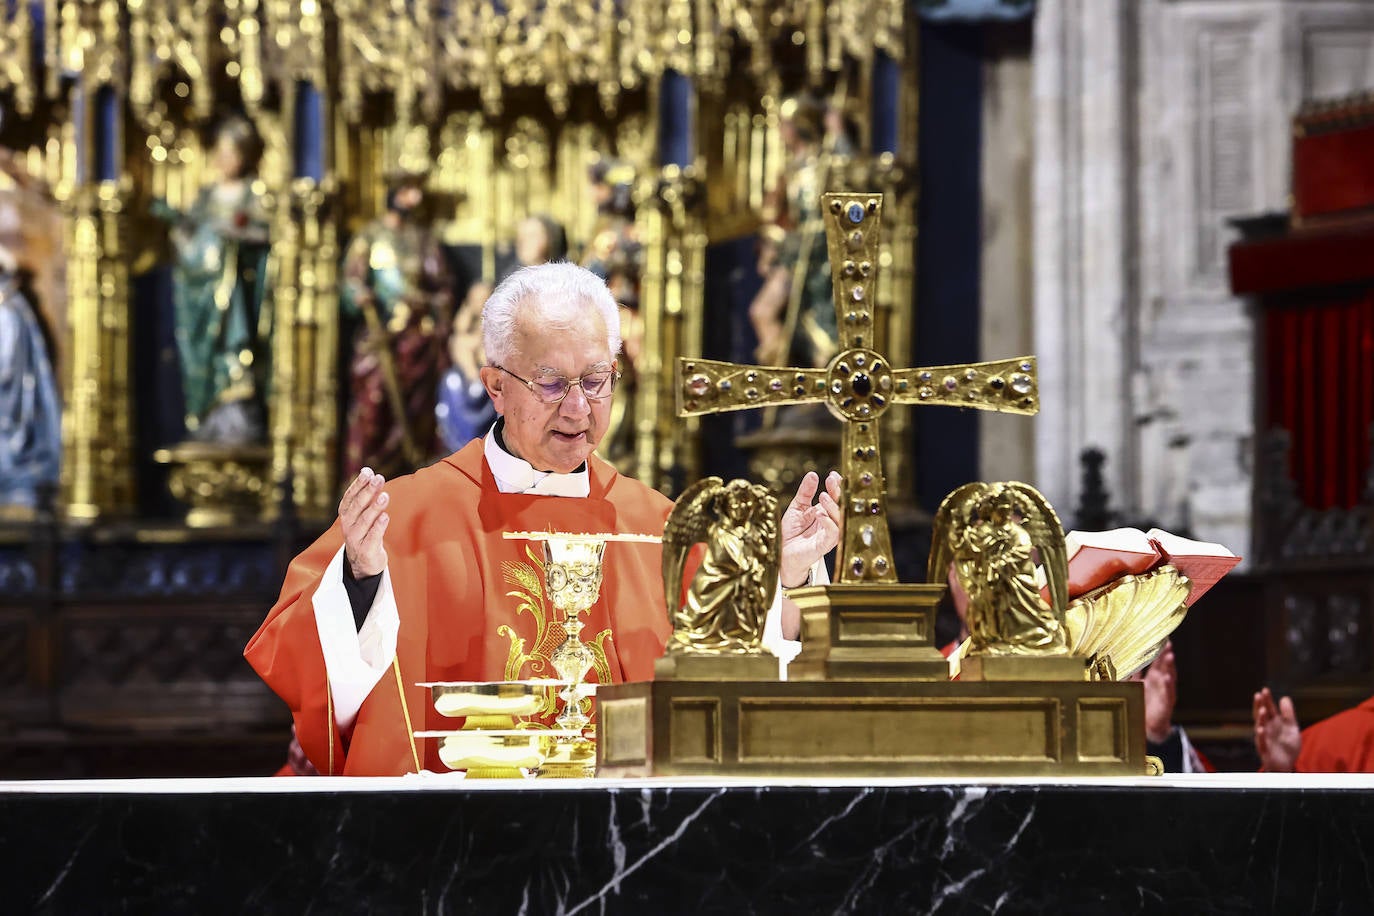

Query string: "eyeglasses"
[[494, 365, 620, 404]]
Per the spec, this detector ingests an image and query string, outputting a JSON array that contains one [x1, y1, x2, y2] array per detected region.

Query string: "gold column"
[[60, 179, 136, 519], [636, 164, 705, 494], [268, 178, 338, 522]]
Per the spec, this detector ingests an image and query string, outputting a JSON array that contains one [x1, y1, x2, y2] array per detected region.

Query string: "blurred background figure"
[[342, 169, 453, 479], [151, 115, 271, 446], [1140, 640, 1213, 773], [748, 93, 851, 371], [0, 242, 60, 512]]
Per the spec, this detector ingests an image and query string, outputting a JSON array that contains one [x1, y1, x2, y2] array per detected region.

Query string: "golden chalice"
[[543, 535, 607, 732], [503, 530, 661, 777]]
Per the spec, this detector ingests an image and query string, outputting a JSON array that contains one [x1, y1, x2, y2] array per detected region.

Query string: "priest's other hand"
[[1142, 640, 1177, 744], [780, 470, 842, 588], [1253, 686, 1302, 772], [341, 467, 390, 579]]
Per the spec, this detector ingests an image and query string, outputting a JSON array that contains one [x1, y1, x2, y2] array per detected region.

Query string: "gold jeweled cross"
[[677, 192, 1039, 585]]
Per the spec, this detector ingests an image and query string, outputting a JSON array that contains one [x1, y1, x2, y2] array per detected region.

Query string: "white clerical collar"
[[483, 419, 591, 497]]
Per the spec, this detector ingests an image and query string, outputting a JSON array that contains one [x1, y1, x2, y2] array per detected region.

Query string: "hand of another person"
[[1253, 686, 1302, 773], [286, 725, 319, 777], [1142, 640, 1178, 744], [779, 471, 843, 588], [340, 467, 389, 579]]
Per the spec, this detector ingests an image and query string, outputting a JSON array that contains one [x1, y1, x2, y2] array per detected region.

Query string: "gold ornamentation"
[[61, 182, 136, 520], [637, 164, 707, 490], [544, 536, 606, 732], [929, 481, 1070, 658], [497, 544, 613, 707], [0, 2, 37, 116], [929, 481, 1194, 681], [267, 180, 340, 522], [678, 194, 1038, 585], [152, 441, 272, 527], [661, 476, 780, 654], [420, 680, 567, 777], [1063, 565, 1192, 680]]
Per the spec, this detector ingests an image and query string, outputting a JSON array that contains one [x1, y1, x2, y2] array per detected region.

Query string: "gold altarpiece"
[[0, 1, 912, 521]]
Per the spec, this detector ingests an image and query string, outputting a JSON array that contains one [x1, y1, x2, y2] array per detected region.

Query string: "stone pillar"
[[1031, 0, 1374, 554], [1032, 0, 1135, 524]]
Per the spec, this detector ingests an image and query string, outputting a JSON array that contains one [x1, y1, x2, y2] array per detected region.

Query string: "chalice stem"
[[552, 610, 594, 732]]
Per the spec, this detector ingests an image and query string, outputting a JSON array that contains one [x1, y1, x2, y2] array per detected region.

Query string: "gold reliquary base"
[[152, 442, 272, 528], [654, 649, 780, 681], [957, 653, 1093, 682], [787, 583, 952, 681], [596, 678, 1147, 778]]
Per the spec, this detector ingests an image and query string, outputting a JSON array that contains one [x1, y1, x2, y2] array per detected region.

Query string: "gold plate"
[[421, 680, 570, 718]]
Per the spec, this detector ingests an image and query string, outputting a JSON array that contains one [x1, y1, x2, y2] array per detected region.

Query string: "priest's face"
[[483, 302, 614, 473]]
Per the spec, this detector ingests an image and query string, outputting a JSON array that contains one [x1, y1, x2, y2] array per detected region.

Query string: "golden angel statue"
[[661, 477, 780, 653], [929, 481, 1070, 656], [930, 480, 1194, 680]]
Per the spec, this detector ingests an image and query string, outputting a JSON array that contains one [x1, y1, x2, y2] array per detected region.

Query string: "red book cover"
[[1062, 528, 1161, 599], [1146, 528, 1242, 607]]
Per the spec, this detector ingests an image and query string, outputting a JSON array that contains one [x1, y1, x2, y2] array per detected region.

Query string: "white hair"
[[481, 261, 622, 367]]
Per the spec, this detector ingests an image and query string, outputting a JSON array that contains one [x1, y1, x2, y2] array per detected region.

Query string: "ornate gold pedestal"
[[654, 652, 779, 680], [536, 734, 597, 778], [152, 442, 272, 527], [959, 654, 1093, 682], [787, 583, 951, 681], [596, 678, 1146, 777]]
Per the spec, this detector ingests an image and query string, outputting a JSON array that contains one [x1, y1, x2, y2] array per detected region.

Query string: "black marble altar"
[[3, 776, 1372, 914]]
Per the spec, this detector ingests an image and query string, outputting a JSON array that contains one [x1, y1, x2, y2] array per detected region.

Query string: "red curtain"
[[1266, 291, 1374, 509]]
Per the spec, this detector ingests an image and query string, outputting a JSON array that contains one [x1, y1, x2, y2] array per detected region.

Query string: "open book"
[[1060, 527, 1241, 606]]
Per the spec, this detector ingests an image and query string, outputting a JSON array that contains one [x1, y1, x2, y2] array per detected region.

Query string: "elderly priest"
[[246, 262, 843, 775]]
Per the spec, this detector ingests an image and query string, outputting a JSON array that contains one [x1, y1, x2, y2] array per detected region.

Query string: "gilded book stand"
[[596, 193, 1151, 777]]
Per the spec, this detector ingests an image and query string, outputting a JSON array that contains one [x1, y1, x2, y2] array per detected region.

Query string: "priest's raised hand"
[[341, 466, 390, 579], [780, 470, 843, 588]]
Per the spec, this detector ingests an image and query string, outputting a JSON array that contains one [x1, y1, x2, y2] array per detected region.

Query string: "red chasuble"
[[245, 438, 674, 776], [1297, 696, 1374, 773]]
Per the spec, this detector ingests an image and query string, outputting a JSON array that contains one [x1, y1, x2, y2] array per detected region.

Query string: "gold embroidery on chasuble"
[[497, 545, 614, 720]]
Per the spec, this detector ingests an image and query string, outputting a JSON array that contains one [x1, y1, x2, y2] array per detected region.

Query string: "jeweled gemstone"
[[687, 374, 710, 396], [1010, 373, 1033, 394], [852, 373, 872, 396], [847, 202, 865, 224]]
